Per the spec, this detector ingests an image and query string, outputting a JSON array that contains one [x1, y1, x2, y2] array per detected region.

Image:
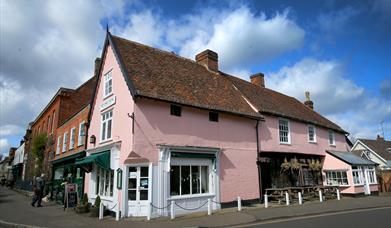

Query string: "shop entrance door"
[[127, 166, 150, 216]]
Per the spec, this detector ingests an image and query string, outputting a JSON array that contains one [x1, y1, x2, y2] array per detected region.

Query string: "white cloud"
[[266, 58, 391, 139], [317, 6, 360, 34], [0, 125, 24, 137], [111, 6, 305, 77], [0, 138, 11, 158]]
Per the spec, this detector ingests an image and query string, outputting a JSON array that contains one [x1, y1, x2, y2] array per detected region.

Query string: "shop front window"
[[96, 167, 114, 197], [170, 165, 209, 196], [325, 170, 348, 186]]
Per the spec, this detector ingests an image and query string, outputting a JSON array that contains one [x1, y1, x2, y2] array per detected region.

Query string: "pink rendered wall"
[[259, 116, 348, 156], [85, 43, 135, 201], [134, 99, 259, 202]]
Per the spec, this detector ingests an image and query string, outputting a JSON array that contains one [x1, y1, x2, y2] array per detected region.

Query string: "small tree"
[[94, 195, 101, 208], [32, 133, 47, 176]]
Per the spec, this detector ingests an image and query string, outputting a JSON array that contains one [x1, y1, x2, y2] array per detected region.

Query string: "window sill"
[[279, 142, 291, 145], [308, 141, 317, 144], [103, 93, 114, 100], [100, 139, 113, 145], [168, 193, 215, 201], [329, 144, 336, 147], [353, 184, 364, 186]]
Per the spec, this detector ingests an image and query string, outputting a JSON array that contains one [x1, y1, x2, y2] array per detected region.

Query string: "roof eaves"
[[107, 33, 138, 99]]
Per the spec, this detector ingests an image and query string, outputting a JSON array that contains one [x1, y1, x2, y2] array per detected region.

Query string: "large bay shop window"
[[95, 167, 114, 197], [352, 166, 364, 185], [170, 165, 209, 196]]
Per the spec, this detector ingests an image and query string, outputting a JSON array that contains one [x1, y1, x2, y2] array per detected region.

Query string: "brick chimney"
[[94, 57, 102, 77], [377, 135, 384, 141], [195, 50, 218, 72], [250, 73, 265, 87], [304, 91, 314, 110]]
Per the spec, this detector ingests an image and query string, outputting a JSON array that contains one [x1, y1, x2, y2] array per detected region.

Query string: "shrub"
[[94, 196, 101, 208]]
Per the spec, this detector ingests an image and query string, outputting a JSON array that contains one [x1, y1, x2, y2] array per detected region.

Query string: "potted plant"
[[76, 193, 91, 213], [90, 196, 101, 217], [280, 157, 291, 174]]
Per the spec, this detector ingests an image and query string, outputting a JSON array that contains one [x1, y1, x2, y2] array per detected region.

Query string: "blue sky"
[[0, 0, 390, 158]]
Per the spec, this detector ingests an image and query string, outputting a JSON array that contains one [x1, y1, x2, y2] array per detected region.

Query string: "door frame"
[[123, 162, 152, 217], [362, 167, 371, 195]]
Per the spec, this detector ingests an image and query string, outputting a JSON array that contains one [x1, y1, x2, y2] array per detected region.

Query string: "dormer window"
[[104, 70, 112, 97], [170, 105, 181, 117], [209, 112, 219, 122]]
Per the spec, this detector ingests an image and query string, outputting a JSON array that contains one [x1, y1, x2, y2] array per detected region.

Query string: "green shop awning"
[[171, 152, 216, 160], [75, 150, 110, 170]]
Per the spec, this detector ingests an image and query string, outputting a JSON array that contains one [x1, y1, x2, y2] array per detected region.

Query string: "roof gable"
[[357, 138, 391, 161]]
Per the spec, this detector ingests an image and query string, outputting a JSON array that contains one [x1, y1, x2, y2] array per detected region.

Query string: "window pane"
[[201, 166, 209, 193], [140, 178, 149, 189], [128, 178, 136, 189], [170, 166, 180, 196], [181, 166, 190, 195], [128, 190, 136, 200], [140, 190, 148, 200], [191, 166, 200, 194], [102, 122, 106, 140], [107, 119, 112, 139], [141, 167, 149, 177]]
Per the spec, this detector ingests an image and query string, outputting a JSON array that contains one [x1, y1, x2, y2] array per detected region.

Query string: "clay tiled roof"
[[358, 138, 391, 161], [110, 35, 261, 119], [225, 74, 346, 133], [109, 33, 346, 132]]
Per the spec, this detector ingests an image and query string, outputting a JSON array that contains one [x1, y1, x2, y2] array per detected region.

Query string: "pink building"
[[78, 31, 376, 219]]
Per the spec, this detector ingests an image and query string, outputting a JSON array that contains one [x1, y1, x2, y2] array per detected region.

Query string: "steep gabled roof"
[[109, 34, 261, 119], [225, 74, 346, 133], [107, 33, 347, 132], [358, 138, 391, 161]]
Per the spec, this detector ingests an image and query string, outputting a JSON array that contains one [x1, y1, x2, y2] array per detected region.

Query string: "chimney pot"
[[250, 73, 265, 87], [304, 91, 314, 110], [377, 135, 384, 141], [195, 50, 218, 72], [94, 57, 102, 77]]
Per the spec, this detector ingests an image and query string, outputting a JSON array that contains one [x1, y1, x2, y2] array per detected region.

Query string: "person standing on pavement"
[[31, 174, 45, 207]]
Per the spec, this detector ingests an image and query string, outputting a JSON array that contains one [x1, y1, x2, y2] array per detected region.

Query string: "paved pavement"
[[234, 207, 391, 228], [1, 186, 391, 228]]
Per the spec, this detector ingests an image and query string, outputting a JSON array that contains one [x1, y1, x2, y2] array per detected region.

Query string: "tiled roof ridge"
[[221, 72, 344, 131], [358, 138, 391, 143]]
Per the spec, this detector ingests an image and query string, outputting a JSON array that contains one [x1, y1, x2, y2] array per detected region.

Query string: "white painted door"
[[128, 166, 150, 216], [362, 167, 371, 195]]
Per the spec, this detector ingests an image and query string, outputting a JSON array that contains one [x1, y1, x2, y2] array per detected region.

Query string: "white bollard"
[[285, 192, 290, 205], [147, 201, 152, 221], [99, 202, 104, 220], [237, 196, 242, 211], [298, 192, 303, 205], [170, 201, 175, 219], [319, 190, 323, 202], [207, 198, 212, 215], [337, 189, 341, 201], [264, 194, 268, 208], [116, 204, 120, 221]]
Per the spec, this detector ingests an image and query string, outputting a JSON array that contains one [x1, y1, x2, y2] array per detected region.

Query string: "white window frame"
[[308, 125, 317, 143], [366, 167, 377, 184], [95, 166, 114, 198], [56, 136, 61, 155], [325, 170, 349, 186], [78, 121, 86, 146], [103, 70, 113, 98], [100, 110, 113, 142], [278, 118, 291, 144], [352, 166, 364, 185], [69, 127, 76, 149], [169, 158, 212, 200], [62, 132, 68, 152], [328, 130, 335, 146]]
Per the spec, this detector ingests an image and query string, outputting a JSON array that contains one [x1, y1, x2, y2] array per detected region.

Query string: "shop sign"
[[100, 96, 116, 110]]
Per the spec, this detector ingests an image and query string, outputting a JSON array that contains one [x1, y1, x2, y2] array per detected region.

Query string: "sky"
[[0, 0, 390, 158]]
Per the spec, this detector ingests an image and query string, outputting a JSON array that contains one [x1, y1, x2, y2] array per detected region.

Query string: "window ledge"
[[168, 193, 215, 201], [279, 142, 291, 146], [100, 139, 113, 145], [329, 144, 336, 147], [103, 93, 114, 100], [308, 141, 317, 144], [91, 195, 114, 202]]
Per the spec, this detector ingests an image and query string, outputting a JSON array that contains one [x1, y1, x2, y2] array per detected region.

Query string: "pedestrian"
[[31, 174, 45, 207]]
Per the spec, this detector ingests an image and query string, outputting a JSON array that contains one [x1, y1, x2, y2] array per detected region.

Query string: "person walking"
[[31, 174, 45, 207]]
